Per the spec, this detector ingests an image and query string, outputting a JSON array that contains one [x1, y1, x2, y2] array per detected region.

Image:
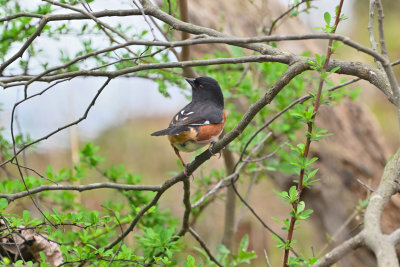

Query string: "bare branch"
[[177, 177, 191, 236], [314, 231, 365, 267], [363, 149, 400, 266], [178, 0, 197, 78], [356, 178, 375, 192], [375, 0, 388, 57], [389, 228, 400, 245], [368, 0, 383, 70], [0, 182, 160, 203], [43, 0, 131, 42], [267, 0, 314, 35], [132, 0, 158, 40], [0, 9, 141, 23], [264, 249, 272, 267]]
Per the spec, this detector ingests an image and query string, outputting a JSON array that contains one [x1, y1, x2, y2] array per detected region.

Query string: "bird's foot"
[[183, 164, 189, 176], [208, 141, 221, 158], [183, 163, 191, 177], [183, 164, 195, 179]]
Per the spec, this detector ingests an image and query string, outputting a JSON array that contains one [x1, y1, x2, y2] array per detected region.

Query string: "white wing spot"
[[181, 110, 185, 115], [190, 121, 211, 126], [186, 111, 194, 115]]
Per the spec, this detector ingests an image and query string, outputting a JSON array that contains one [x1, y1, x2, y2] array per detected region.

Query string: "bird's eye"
[[198, 84, 204, 89]]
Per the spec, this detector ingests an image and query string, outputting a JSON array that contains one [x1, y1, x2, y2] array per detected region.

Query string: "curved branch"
[[314, 231, 365, 267], [0, 182, 160, 203], [389, 228, 400, 245], [363, 149, 400, 267], [0, 10, 141, 23]]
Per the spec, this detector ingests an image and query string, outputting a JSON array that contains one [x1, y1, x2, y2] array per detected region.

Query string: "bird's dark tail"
[[151, 126, 190, 136]]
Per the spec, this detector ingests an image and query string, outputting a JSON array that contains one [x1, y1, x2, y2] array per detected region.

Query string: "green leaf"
[[238, 234, 249, 251], [271, 233, 285, 248], [0, 199, 8, 211], [307, 168, 318, 178], [324, 12, 331, 25], [183, 255, 196, 267], [289, 186, 298, 202], [297, 201, 305, 214], [23, 210, 30, 223]]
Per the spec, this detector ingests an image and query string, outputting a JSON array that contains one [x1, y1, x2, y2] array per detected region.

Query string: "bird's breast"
[[173, 140, 208, 152]]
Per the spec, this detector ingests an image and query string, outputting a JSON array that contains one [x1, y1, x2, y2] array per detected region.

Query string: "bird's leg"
[[208, 140, 221, 159], [173, 146, 189, 176]]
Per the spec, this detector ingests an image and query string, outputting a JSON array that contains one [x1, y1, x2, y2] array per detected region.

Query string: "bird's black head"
[[185, 76, 224, 107]]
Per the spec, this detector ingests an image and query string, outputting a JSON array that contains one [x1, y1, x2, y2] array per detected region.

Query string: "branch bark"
[[0, 182, 160, 203], [363, 149, 400, 267]]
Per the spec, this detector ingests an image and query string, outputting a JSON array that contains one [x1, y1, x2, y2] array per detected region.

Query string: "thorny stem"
[[282, 1, 345, 266]]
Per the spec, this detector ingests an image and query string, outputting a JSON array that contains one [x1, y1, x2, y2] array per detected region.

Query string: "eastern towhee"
[[151, 76, 226, 174]]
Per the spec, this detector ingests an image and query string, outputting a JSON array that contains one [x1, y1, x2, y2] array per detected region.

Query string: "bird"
[[151, 76, 226, 175]]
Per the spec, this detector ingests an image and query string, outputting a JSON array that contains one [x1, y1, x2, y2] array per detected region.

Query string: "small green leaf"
[[0, 199, 8, 211], [23, 210, 30, 223], [272, 233, 285, 248], [324, 12, 331, 25], [297, 201, 305, 214]]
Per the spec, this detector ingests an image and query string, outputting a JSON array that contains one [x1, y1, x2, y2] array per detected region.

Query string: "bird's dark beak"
[[185, 78, 196, 88]]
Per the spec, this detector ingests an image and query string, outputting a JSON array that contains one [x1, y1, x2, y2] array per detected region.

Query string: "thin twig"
[[233, 172, 258, 231], [356, 178, 375, 192], [132, 0, 158, 40], [189, 227, 223, 267], [368, 0, 383, 70], [264, 249, 272, 267], [43, 0, 131, 42], [267, 0, 314, 35], [177, 177, 191, 236], [375, 0, 388, 57]]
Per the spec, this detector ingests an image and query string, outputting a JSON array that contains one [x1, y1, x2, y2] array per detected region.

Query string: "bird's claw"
[[183, 164, 194, 179], [208, 141, 221, 159], [183, 164, 189, 176]]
